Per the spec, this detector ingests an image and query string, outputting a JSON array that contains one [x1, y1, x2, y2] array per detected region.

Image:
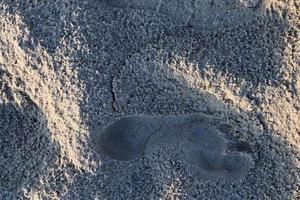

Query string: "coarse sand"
[[0, 0, 299, 199]]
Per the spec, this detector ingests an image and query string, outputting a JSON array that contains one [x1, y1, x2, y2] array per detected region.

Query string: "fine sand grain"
[[0, 0, 299, 199]]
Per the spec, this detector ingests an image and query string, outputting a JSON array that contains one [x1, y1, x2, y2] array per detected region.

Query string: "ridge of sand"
[[0, 0, 299, 199]]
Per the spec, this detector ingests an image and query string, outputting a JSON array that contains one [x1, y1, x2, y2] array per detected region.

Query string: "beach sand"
[[0, 0, 299, 199]]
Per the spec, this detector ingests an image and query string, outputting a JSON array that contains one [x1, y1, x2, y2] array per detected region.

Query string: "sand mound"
[[0, 7, 89, 198]]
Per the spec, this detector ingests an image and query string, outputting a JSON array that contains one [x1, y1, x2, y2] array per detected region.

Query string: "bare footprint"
[[96, 115, 164, 160], [96, 113, 254, 181], [103, 0, 264, 31]]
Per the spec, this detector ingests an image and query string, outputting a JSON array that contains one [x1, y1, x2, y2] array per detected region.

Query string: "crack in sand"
[[110, 76, 118, 112]]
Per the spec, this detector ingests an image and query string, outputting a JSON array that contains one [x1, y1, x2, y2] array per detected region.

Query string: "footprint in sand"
[[96, 113, 254, 181], [103, 0, 264, 31]]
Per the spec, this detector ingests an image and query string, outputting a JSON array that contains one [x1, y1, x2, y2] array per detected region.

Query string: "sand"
[[0, 0, 299, 199]]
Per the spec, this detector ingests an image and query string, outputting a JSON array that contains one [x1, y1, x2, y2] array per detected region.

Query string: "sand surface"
[[0, 0, 299, 199]]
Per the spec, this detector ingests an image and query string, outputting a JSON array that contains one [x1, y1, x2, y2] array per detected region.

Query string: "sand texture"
[[0, 0, 299, 199]]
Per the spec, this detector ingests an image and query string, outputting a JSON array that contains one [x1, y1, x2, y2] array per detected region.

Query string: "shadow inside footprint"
[[96, 115, 163, 161], [96, 114, 254, 182]]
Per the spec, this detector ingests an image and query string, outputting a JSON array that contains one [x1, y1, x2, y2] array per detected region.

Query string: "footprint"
[[103, 0, 264, 31], [96, 113, 254, 181], [96, 115, 164, 161]]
